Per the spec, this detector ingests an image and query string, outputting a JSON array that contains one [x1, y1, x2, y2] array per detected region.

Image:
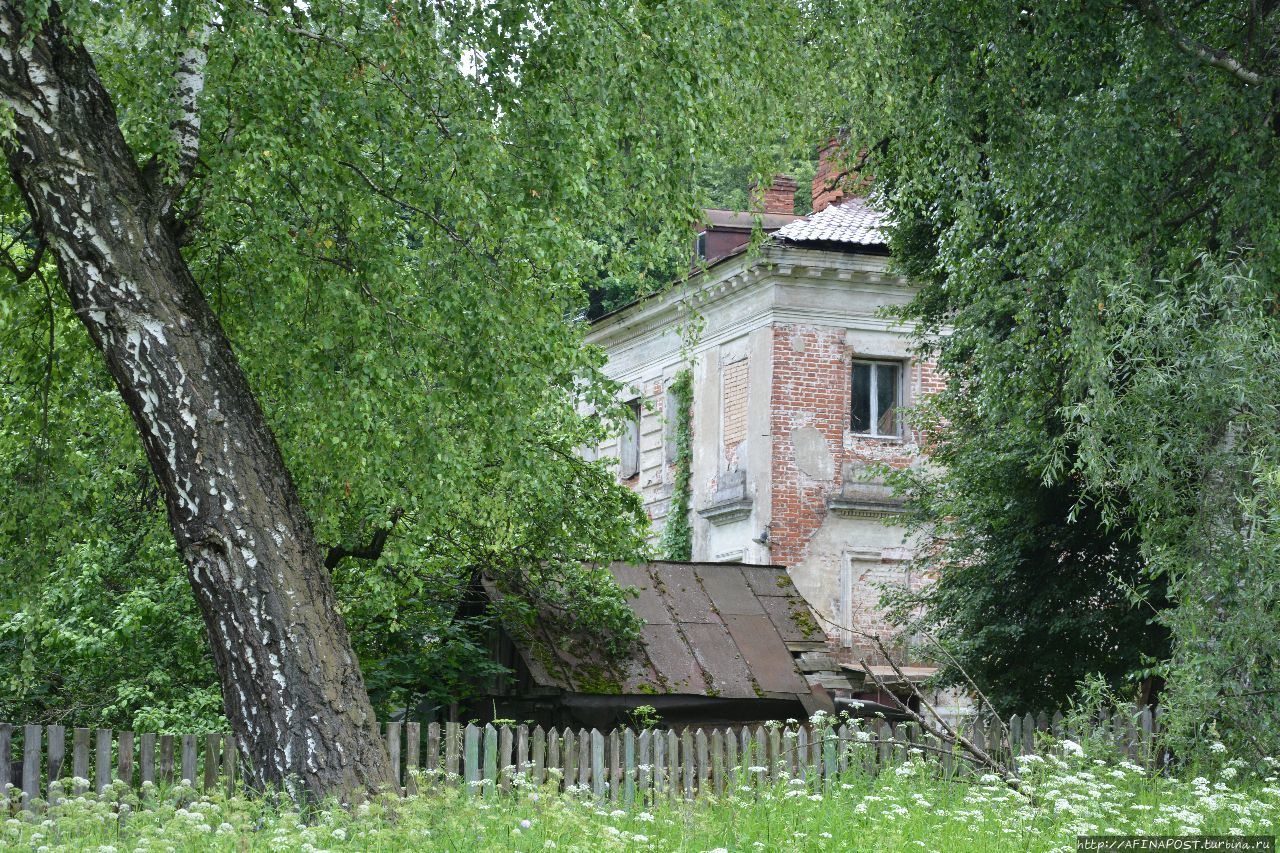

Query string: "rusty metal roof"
[[496, 561, 826, 701]]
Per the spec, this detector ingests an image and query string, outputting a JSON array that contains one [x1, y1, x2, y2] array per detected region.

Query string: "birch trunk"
[[0, 4, 393, 798]]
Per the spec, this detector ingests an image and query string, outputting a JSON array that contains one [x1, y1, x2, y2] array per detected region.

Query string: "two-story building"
[[587, 171, 944, 673]]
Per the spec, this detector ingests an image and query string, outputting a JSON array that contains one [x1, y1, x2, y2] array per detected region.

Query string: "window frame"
[[850, 358, 904, 438], [619, 398, 642, 480]]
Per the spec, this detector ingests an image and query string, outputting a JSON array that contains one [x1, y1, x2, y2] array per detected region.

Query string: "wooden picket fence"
[[0, 706, 1164, 812]]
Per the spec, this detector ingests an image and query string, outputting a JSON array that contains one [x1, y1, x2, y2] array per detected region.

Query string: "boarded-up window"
[[721, 358, 749, 460], [619, 399, 641, 479]]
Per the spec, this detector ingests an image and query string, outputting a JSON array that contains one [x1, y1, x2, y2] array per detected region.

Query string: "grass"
[[5, 744, 1279, 852]]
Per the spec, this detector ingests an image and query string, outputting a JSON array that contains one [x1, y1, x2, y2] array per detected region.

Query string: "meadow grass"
[[5, 745, 1279, 852]]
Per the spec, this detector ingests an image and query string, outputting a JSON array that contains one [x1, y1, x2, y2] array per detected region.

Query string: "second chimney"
[[751, 174, 797, 216]]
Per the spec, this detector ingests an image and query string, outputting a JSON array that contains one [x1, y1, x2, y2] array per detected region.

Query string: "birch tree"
[[0, 0, 803, 797]]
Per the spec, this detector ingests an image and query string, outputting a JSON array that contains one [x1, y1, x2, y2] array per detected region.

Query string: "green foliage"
[[829, 0, 1280, 756], [657, 370, 693, 562], [0, 1, 809, 727]]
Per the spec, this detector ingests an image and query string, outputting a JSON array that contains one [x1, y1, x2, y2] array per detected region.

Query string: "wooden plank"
[[590, 729, 606, 798], [405, 722, 420, 794], [768, 727, 781, 783], [140, 732, 156, 789], [463, 724, 480, 795], [724, 729, 738, 789], [222, 736, 237, 797], [0, 723, 10, 796], [755, 726, 768, 786], [1022, 714, 1035, 757], [159, 734, 175, 786], [623, 728, 636, 806], [607, 729, 620, 802], [795, 726, 808, 781], [497, 725, 513, 792], [483, 724, 498, 797], [22, 724, 41, 810], [425, 722, 440, 775], [73, 722, 91, 788], [95, 729, 112, 793], [546, 729, 561, 791], [681, 729, 694, 798], [652, 729, 665, 800], [532, 726, 547, 786], [562, 729, 576, 792], [577, 729, 590, 792], [516, 725, 529, 781], [118, 730, 135, 786], [711, 729, 725, 796], [822, 727, 836, 785], [695, 729, 709, 793], [637, 730, 651, 802], [836, 724, 849, 774], [445, 722, 461, 783], [1139, 706, 1154, 767], [1051, 710, 1065, 740], [665, 730, 679, 800], [203, 733, 219, 791], [386, 721, 402, 791], [180, 734, 198, 787], [46, 725, 65, 803]]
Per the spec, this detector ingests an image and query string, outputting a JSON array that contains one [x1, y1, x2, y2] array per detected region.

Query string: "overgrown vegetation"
[[7, 736, 1280, 851], [658, 370, 694, 562], [827, 0, 1280, 754]]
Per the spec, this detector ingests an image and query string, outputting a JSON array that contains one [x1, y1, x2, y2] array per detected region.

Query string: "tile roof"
[[772, 197, 887, 247], [489, 562, 826, 701]]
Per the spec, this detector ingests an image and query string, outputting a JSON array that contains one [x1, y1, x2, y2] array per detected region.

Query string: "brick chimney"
[[750, 174, 797, 215], [812, 140, 872, 213]]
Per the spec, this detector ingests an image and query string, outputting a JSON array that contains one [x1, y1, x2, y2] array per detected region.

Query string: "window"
[[695, 231, 707, 261], [851, 360, 901, 437], [619, 399, 641, 479]]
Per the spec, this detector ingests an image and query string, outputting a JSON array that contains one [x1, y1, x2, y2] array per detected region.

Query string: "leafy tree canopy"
[[831, 0, 1280, 754], [0, 0, 807, 728]]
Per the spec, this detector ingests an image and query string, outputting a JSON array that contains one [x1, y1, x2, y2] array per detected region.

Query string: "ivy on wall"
[[659, 369, 694, 561]]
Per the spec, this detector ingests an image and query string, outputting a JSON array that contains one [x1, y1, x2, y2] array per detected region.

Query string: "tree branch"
[[169, 21, 212, 203], [324, 507, 404, 569], [1135, 0, 1275, 86]]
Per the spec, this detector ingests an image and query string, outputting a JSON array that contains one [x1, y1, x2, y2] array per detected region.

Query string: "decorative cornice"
[[697, 496, 753, 525]]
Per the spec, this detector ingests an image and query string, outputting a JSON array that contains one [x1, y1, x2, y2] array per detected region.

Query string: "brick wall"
[[768, 324, 942, 657]]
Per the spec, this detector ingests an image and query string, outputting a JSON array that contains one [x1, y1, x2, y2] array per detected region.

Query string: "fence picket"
[[562, 729, 576, 792], [0, 724, 10, 796], [590, 729, 606, 798], [623, 729, 636, 806], [445, 722, 461, 782], [386, 722, 402, 791], [481, 722, 496, 794], [652, 728, 665, 800], [532, 727, 547, 786], [711, 730, 725, 796], [22, 724, 40, 809], [637, 729, 651, 802], [607, 729, 620, 802], [517, 725, 529, 781], [118, 731, 135, 786], [426, 722, 440, 776], [497, 724, 512, 791], [140, 733, 156, 789], [681, 729, 694, 797], [180, 734, 197, 787], [405, 722, 420, 795], [46, 725, 65, 803], [203, 734, 218, 791], [463, 724, 480, 795], [159, 734, 174, 786], [542, 727, 558, 788], [222, 736, 237, 796], [577, 729, 590, 792], [723, 729, 737, 788], [95, 729, 112, 793], [665, 730, 679, 800], [695, 729, 709, 793], [482, 724, 497, 797]]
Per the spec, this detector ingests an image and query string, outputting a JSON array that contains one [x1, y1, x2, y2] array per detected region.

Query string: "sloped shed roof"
[[498, 562, 825, 702]]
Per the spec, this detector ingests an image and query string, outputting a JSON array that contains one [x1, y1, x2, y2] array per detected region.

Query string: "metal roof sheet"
[[490, 562, 825, 701]]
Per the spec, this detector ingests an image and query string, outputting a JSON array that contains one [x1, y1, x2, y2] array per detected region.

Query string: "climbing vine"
[[659, 369, 694, 561]]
